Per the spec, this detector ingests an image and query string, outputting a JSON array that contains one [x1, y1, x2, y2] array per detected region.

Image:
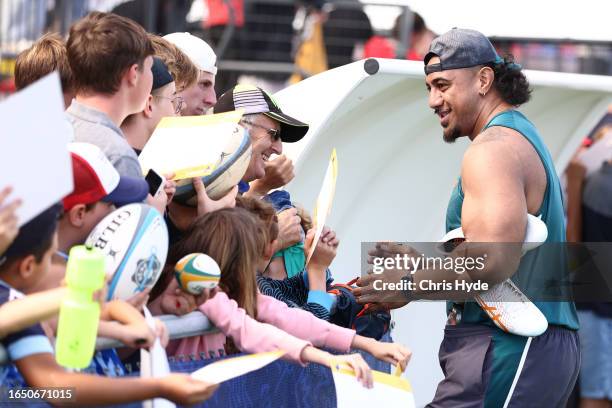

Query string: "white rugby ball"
[[174, 125, 251, 204], [437, 214, 548, 255], [85, 203, 169, 301]]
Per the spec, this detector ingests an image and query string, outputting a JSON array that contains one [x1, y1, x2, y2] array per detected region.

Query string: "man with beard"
[[355, 29, 579, 407]]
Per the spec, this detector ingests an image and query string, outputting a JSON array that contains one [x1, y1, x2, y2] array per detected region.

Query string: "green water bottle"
[[55, 245, 106, 369]]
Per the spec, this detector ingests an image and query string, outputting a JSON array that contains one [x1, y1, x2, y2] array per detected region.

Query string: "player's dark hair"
[[489, 54, 532, 106]]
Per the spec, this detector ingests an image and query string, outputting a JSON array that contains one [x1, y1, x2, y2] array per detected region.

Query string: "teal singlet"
[[445, 109, 579, 330]]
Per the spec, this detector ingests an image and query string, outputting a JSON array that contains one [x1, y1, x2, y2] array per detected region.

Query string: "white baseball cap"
[[63, 143, 148, 211], [163, 32, 217, 75]]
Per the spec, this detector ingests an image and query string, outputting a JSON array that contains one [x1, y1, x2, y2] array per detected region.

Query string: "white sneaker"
[[438, 214, 549, 337]]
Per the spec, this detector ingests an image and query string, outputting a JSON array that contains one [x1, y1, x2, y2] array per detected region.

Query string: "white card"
[[141, 306, 175, 408], [138, 111, 244, 178], [332, 364, 416, 408], [0, 72, 73, 226], [191, 350, 285, 384]]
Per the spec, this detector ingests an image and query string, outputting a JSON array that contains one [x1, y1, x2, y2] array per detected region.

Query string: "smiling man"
[[355, 28, 579, 407], [214, 84, 309, 186], [214, 84, 309, 256]]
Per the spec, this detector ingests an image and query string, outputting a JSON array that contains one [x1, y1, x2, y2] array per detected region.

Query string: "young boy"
[[29, 142, 165, 376], [0, 205, 218, 405], [66, 12, 153, 179], [29, 142, 149, 295], [122, 57, 181, 154]]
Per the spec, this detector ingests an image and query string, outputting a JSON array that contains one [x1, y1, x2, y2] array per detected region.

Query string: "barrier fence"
[[0, 310, 393, 407]]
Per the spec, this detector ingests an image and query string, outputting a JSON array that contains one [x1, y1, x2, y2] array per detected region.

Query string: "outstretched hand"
[[159, 374, 219, 405], [353, 242, 416, 312], [367, 341, 412, 372], [193, 177, 238, 216]]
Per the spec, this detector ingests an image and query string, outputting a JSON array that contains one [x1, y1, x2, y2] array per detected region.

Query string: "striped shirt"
[[257, 273, 334, 321]]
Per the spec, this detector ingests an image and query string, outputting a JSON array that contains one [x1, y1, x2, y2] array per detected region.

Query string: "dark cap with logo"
[[214, 84, 309, 143], [424, 28, 502, 75]]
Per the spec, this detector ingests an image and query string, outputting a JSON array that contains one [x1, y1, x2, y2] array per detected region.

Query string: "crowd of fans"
[[1, 5, 610, 408], [0, 11, 411, 406]]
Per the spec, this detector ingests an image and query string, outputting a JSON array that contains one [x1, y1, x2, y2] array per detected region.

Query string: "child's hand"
[[125, 288, 151, 311], [194, 287, 215, 306], [113, 321, 156, 349], [367, 341, 412, 372], [193, 177, 237, 216], [329, 353, 373, 388], [163, 172, 177, 204], [159, 374, 218, 405], [320, 227, 339, 248], [308, 226, 338, 269], [147, 189, 169, 216], [114, 318, 169, 349]]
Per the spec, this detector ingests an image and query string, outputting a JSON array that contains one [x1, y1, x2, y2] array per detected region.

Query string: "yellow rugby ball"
[[174, 253, 221, 295]]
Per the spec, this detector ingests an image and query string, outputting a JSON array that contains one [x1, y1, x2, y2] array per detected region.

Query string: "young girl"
[[238, 195, 335, 321], [245, 196, 392, 342], [163, 207, 411, 385]]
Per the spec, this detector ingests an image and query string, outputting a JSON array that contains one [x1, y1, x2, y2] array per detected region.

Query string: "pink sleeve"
[[256, 294, 356, 352], [199, 291, 312, 365]]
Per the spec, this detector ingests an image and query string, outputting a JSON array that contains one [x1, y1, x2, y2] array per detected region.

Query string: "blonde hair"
[[15, 33, 73, 92], [149, 34, 198, 92]]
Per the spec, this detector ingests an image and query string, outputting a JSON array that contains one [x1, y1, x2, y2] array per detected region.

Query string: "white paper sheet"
[[332, 364, 416, 408], [0, 72, 73, 226], [191, 350, 285, 384], [138, 111, 244, 178], [306, 149, 338, 264], [141, 306, 175, 408]]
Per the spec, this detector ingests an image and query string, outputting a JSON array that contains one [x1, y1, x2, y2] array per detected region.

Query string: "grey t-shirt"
[[66, 100, 143, 179]]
